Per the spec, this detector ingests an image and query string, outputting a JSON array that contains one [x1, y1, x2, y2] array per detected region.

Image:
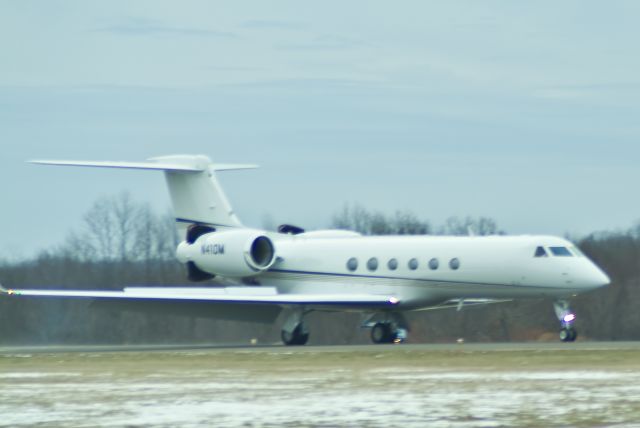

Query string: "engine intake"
[[249, 236, 275, 269]]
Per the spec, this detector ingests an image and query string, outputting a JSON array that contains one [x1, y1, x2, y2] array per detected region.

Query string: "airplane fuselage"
[[189, 231, 609, 311]]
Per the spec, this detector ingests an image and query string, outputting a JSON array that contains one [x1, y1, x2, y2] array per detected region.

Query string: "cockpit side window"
[[550, 246, 572, 257], [534, 246, 548, 257]]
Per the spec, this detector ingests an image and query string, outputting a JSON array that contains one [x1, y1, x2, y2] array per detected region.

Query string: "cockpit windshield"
[[535, 246, 576, 257], [549, 246, 573, 257]]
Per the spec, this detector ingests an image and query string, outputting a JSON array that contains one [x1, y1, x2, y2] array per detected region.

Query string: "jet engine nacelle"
[[176, 229, 276, 278]]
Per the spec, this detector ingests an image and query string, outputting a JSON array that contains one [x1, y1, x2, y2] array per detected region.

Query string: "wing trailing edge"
[[414, 298, 513, 312]]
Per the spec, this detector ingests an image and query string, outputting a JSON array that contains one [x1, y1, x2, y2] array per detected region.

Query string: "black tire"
[[294, 332, 309, 345], [371, 323, 392, 344], [281, 324, 309, 346], [559, 328, 570, 342], [560, 327, 577, 342]]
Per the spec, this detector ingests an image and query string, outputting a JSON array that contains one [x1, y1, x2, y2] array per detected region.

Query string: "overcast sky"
[[2, 1, 640, 258]]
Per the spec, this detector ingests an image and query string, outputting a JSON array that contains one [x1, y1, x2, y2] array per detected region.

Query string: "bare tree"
[[439, 215, 502, 236], [393, 210, 431, 235], [82, 196, 117, 260], [332, 203, 431, 235], [63, 193, 177, 264], [112, 192, 139, 262]]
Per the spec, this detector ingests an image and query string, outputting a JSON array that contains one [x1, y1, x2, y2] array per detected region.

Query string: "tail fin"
[[29, 155, 257, 236]]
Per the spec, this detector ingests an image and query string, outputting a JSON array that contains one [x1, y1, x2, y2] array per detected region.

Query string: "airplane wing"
[[0, 285, 399, 308]]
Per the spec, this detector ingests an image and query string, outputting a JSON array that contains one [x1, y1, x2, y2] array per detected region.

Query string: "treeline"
[[0, 195, 638, 345], [331, 203, 503, 236], [0, 194, 274, 345]]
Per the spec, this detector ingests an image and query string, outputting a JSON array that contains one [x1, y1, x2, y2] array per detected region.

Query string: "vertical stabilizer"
[[150, 155, 243, 230], [29, 154, 258, 238]]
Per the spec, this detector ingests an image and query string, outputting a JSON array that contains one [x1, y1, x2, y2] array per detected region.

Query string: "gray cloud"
[[203, 65, 264, 73], [277, 34, 370, 51], [94, 18, 237, 38], [240, 19, 306, 31]]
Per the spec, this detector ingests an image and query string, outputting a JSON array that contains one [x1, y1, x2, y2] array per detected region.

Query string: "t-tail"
[[29, 155, 257, 239]]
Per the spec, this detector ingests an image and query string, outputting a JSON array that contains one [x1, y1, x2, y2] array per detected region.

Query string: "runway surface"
[[2, 342, 640, 427], [3, 340, 640, 354]]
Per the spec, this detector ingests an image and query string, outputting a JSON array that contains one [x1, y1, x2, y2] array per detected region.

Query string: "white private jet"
[[1, 155, 609, 345]]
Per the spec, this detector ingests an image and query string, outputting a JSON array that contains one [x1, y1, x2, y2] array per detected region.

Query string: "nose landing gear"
[[554, 300, 577, 342]]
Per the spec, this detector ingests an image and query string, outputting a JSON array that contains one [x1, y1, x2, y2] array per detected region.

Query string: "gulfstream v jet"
[[1, 155, 610, 345]]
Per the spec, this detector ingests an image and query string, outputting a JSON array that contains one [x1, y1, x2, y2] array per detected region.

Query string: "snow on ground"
[[2, 346, 640, 427]]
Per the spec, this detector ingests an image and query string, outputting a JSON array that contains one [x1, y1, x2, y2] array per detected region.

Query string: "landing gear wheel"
[[559, 327, 577, 342], [371, 323, 391, 344], [370, 322, 403, 344], [554, 300, 578, 343], [281, 323, 309, 346]]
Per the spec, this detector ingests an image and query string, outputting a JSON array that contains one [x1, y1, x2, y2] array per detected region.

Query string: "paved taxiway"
[[2, 342, 640, 427]]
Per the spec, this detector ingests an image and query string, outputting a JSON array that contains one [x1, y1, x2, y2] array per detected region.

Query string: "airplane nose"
[[584, 264, 610, 289], [595, 268, 611, 288]]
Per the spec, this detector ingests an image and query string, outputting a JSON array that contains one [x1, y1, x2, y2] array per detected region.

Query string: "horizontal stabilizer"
[[28, 159, 258, 173], [1, 285, 400, 308], [29, 159, 204, 172], [212, 164, 259, 172]]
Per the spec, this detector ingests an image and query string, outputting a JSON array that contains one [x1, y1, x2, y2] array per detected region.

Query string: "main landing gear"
[[370, 322, 407, 344], [364, 313, 408, 344], [281, 323, 309, 345], [554, 300, 577, 342], [281, 309, 310, 346]]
